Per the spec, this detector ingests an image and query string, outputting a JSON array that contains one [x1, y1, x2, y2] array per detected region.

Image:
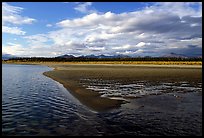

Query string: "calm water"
[[2, 64, 202, 136]]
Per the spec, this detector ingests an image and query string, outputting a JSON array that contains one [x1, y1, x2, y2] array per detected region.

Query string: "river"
[[2, 64, 202, 136]]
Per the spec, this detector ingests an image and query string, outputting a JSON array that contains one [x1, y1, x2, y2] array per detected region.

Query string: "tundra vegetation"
[[2, 57, 202, 65]]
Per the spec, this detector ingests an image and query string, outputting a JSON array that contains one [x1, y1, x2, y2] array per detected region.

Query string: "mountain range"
[[2, 54, 16, 60], [58, 54, 131, 59], [2, 53, 202, 60], [162, 52, 188, 58], [58, 53, 201, 59]]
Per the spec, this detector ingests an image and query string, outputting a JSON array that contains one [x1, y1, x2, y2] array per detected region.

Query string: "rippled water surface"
[[80, 78, 202, 99], [2, 64, 202, 136]]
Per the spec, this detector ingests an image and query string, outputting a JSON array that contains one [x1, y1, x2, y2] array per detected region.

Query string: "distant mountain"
[[79, 54, 97, 58], [79, 54, 131, 59], [56, 53, 201, 59], [96, 54, 112, 59], [162, 52, 188, 58], [57, 54, 75, 58], [2, 54, 16, 60], [112, 54, 131, 58]]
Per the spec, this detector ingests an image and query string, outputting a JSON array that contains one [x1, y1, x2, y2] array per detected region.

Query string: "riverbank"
[[2, 60, 202, 66], [42, 63, 202, 112], [3, 61, 202, 112]]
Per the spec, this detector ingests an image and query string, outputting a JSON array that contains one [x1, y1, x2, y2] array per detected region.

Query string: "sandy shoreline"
[[41, 63, 202, 112], [43, 71, 126, 112], [3, 62, 202, 111]]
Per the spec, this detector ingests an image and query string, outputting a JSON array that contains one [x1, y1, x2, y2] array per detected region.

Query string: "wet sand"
[[43, 64, 202, 112]]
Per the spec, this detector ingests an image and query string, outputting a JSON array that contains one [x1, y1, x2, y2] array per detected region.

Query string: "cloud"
[[54, 2, 201, 56], [3, 42, 61, 57], [2, 3, 36, 36], [3, 43, 26, 56], [136, 42, 148, 47], [46, 24, 52, 27], [4, 2, 202, 57], [74, 2, 96, 14], [112, 44, 131, 50], [2, 26, 26, 35], [2, 2, 36, 25], [24, 34, 49, 43], [147, 2, 202, 18]]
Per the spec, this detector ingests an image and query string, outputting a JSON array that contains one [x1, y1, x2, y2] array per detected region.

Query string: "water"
[[2, 64, 202, 136], [80, 79, 202, 99]]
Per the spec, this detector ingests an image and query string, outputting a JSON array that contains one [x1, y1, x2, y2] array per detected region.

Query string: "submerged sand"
[[42, 63, 202, 112]]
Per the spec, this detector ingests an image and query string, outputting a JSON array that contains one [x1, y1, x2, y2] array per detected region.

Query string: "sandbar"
[[42, 63, 202, 112]]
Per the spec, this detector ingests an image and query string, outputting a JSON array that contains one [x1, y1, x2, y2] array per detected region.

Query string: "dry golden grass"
[[3, 60, 202, 65]]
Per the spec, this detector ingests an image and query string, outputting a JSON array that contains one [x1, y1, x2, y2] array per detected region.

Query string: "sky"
[[2, 2, 202, 57]]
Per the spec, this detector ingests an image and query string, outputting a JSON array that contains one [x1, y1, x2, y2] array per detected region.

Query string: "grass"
[[2, 60, 202, 65]]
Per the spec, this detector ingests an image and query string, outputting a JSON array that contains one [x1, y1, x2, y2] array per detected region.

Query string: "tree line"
[[6, 56, 202, 62]]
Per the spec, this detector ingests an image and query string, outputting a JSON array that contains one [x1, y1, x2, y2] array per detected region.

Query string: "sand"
[[42, 63, 202, 112]]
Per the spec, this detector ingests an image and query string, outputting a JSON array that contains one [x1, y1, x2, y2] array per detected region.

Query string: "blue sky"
[[2, 2, 202, 57]]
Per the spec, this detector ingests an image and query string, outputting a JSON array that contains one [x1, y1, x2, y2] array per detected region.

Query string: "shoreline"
[[3, 62, 202, 112], [43, 70, 126, 112]]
